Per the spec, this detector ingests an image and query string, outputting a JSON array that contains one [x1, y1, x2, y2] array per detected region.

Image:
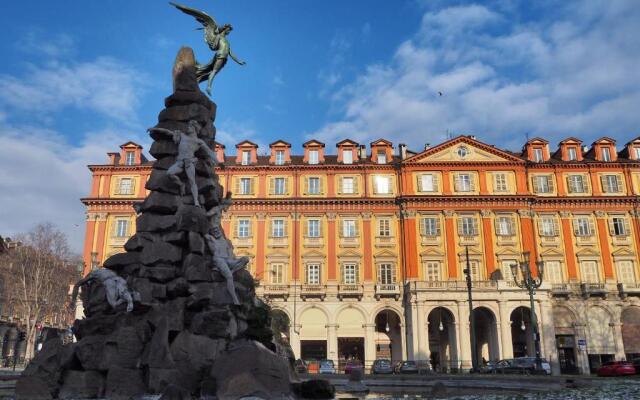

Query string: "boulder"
[[75, 335, 108, 371], [58, 370, 105, 400], [150, 139, 179, 158], [141, 265, 177, 283], [169, 331, 226, 391], [177, 205, 210, 234], [140, 191, 181, 214], [188, 231, 205, 254], [210, 340, 292, 400], [15, 376, 53, 400], [103, 251, 141, 271], [105, 366, 146, 400], [159, 103, 213, 124], [159, 384, 192, 400], [141, 241, 182, 265], [137, 213, 177, 233], [190, 310, 234, 338]]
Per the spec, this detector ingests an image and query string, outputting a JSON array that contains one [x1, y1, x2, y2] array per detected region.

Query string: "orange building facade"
[[82, 135, 640, 375]]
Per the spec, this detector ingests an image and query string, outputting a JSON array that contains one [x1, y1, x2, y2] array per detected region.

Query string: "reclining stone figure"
[[148, 120, 217, 208], [70, 268, 134, 313], [205, 226, 249, 305]]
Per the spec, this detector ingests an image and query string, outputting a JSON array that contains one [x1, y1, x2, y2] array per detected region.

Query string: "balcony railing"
[[338, 284, 363, 300], [618, 282, 640, 298], [300, 284, 326, 300], [375, 284, 400, 300], [262, 285, 289, 299], [550, 283, 572, 297], [374, 236, 395, 247], [580, 283, 608, 298], [268, 236, 289, 248], [412, 280, 497, 291]]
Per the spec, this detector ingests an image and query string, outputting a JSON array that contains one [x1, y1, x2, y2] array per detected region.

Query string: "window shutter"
[[588, 219, 595, 236], [319, 177, 324, 194], [373, 178, 379, 194], [417, 175, 423, 192], [582, 175, 590, 192], [110, 220, 117, 237], [469, 175, 476, 192], [433, 175, 439, 192], [572, 219, 580, 235], [250, 178, 255, 194], [494, 219, 501, 235], [566, 177, 574, 193], [537, 219, 544, 236], [355, 265, 360, 284], [419, 218, 426, 235], [355, 221, 360, 237], [547, 176, 555, 192], [234, 178, 241, 194], [114, 177, 121, 195], [608, 218, 615, 235], [269, 178, 275, 195], [284, 220, 288, 237], [600, 175, 608, 192], [319, 220, 323, 236], [304, 220, 309, 236], [454, 175, 461, 192], [623, 218, 630, 235], [457, 218, 463, 235], [553, 219, 560, 236], [232, 220, 238, 237], [353, 177, 359, 194], [532, 177, 540, 193], [435, 218, 441, 235], [339, 220, 345, 237], [337, 177, 343, 194], [616, 175, 623, 192], [508, 218, 515, 235]]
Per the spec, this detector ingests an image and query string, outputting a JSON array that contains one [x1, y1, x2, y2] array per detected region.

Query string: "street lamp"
[[510, 251, 544, 371], [462, 244, 478, 372]]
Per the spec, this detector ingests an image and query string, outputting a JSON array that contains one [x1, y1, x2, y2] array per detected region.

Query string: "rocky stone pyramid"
[[16, 48, 298, 400]]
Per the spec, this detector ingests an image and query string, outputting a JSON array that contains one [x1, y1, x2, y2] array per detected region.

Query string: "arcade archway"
[[427, 307, 458, 371], [374, 309, 402, 364], [473, 307, 499, 362], [510, 306, 533, 357]]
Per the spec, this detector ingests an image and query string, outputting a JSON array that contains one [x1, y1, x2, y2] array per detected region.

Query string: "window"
[[238, 177, 252, 194], [342, 220, 357, 237], [374, 176, 391, 194], [493, 173, 508, 192], [378, 264, 395, 284], [601, 175, 622, 193], [501, 259, 518, 282], [458, 216, 478, 236], [342, 263, 358, 284], [539, 216, 559, 237], [455, 173, 473, 192], [273, 177, 286, 195], [617, 261, 636, 284], [272, 219, 286, 237], [545, 261, 563, 284], [118, 178, 134, 195], [419, 174, 437, 192], [241, 150, 251, 165], [457, 146, 469, 158], [308, 149, 319, 165], [610, 216, 629, 236], [341, 177, 355, 194], [424, 261, 442, 281], [307, 177, 321, 194], [534, 148, 544, 162], [573, 217, 593, 237], [306, 264, 320, 284], [462, 260, 481, 280], [635, 147, 640, 160], [495, 216, 515, 236], [307, 219, 321, 237], [275, 150, 285, 165], [377, 150, 387, 164], [125, 151, 135, 165], [421, 217, 440, 236], [270, 263, 284, 284], [532, 175, 553, 193], [601, 147, 611, 161], [567, 147, 577, 161], [378, 219, 391, 237], [115, 219, 129, 237], [237, 219, 251, 238], [580, 261, 599, 283], [567, 175, 586, 193], [342, 149, 353, 164]]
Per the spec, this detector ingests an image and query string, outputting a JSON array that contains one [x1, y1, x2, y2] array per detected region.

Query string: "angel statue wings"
[[170, 2, 246, 95]]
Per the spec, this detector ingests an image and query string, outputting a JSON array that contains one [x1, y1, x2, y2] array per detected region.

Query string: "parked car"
[[294, 359, 307, 374], [344, 360, 364, 374], [596, 361, 636, 377], [631, 358, 640, 374], [480, 360, 501, 374], [319, 359, 336, 374], [495, 358, 551, 375], [371, 359, 394, 374], [305, 360, 320, 374], [394, 360, 419, 374]]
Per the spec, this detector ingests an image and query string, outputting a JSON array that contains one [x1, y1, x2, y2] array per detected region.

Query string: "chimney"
[[399, 143, 407, 160], [582, 145, 589, 153], [359, 144, 366, 160], [107, 152, 120, 165], [469, 135, 476, 140], [424, 143, 431, 151]]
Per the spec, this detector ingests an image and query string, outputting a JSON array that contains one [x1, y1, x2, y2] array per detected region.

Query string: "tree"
[[0, 223, 78, 361]]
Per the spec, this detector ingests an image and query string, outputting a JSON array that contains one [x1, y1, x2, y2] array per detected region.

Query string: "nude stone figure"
[[70, 268, 134, 313], [148, 120, 217, 207], [205, 226, 249, 306]]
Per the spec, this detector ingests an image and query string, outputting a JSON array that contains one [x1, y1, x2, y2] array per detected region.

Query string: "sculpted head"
[[187, 120, 201, 136], [220, 24, 233, 35]]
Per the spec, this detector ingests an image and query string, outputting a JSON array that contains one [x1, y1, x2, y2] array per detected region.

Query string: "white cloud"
[[0, 57, 146, 125], [313, 1, 640, 151], [0, 123, 149, 254], [17, 30, 76, 58]]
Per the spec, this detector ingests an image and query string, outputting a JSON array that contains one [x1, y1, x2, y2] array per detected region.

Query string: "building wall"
[[81, 135, 640, 374]]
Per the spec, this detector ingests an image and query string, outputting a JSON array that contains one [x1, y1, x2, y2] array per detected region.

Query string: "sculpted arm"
[[148, 127, 181, 143], [199, 140, 219, 163], [229, 50, 246, 66]]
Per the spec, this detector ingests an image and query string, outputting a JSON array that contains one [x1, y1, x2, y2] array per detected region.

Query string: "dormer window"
[[309, 150, 319, 165], [125, 151, 135, 165], [601, 147, 611, 162], [342, 149, 353, 164], [275, 150, 285, 165], [635, 148, 640, 160], [377, 150, 387, 164], [241, 150, 251, 165], [533, 148, 544, 163], [567, 147, 577, 161]]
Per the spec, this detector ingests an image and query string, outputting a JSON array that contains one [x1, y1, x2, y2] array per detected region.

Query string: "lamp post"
[[510, 251, 544, 371], [462, 245, 478, 372]]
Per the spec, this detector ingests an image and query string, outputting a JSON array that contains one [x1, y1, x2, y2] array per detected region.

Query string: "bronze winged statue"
[[170, 2, 246, 95]]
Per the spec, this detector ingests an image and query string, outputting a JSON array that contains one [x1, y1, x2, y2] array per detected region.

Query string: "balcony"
[[420, 235, 441, 246], [539, 235, 560, 247], [268, 236, 289, 248], [234, 236, 253, 248], [303, 236, 324, 248], [411, 280, 497, 291], [580, 283, 608, 299], [338, 284, 364, 300], [374, 236, 395, 248], [300, 284, 326, 300], [550, 283, 572, 298], [618, 282, 640, 298], [262, 285, 289, 300], [375, 284, 400, 300], [339, 236, 359, 248]]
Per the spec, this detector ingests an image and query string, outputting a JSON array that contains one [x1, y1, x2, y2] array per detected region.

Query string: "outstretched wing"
[[170, 2, 218, 32]]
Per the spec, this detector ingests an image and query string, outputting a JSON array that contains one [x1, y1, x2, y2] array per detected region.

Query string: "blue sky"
[[1, 0, 639, 252]]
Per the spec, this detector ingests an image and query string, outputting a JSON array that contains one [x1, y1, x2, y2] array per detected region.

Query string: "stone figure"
[[170, 2, 246, 95], [206, 191, 232, 226], [69, 268, 134, 313], [205, 226, 249, 305], [148, 120, 217, 207]]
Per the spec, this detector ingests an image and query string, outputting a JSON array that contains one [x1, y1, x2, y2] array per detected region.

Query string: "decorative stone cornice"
[[255, 212, 267, 220], [595, 211, 607, 218], [443, 210, 455, 218], [559, 211, 572, 218], [518, 209, 534, 218], [326, 212, 337, 220], [480, 210, 492, 218], [401, 210, 416, 218], [361, 212, 373, 220]]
